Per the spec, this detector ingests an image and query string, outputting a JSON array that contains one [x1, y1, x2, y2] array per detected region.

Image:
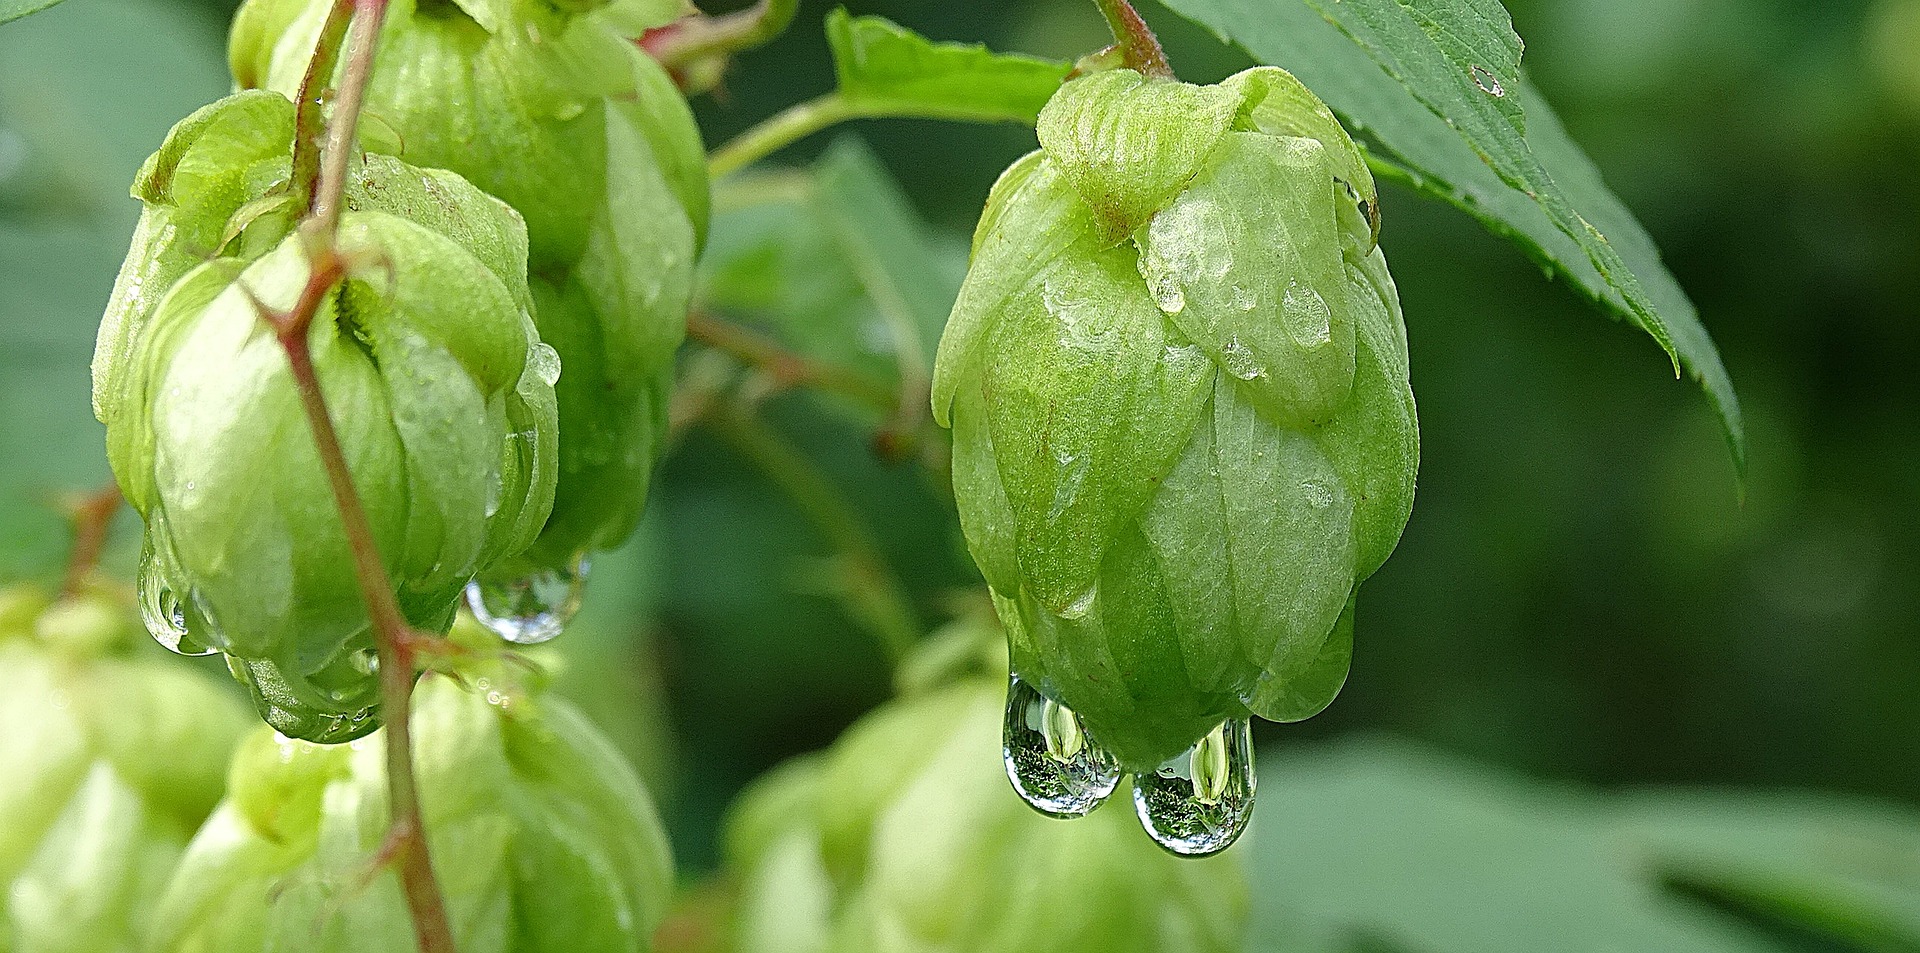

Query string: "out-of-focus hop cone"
[[0, 581, 250, 953]]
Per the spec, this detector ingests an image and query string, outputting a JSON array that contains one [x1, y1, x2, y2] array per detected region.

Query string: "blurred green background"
[[2, 0, 1918, 945]]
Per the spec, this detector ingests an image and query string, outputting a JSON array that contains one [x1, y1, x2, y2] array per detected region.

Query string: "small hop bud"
[[0, 582, 251, 953], [93, 91, 561, 741], [724, 669, 1248, 953], [146, 657, 676, 953], [233, 0, 710, 581], [932, 67, 1418, 787]]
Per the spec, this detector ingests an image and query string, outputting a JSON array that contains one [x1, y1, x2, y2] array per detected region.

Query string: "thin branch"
[[59, 485, 121, 598], [266, 1, 458, 950], [686, 311, 897, 411], [1091, 0, 1172, 79]]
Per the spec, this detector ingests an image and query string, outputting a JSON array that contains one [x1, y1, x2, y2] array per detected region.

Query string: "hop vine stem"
[[1091, 0, 1172, 78], [273, 1, 459, 951]]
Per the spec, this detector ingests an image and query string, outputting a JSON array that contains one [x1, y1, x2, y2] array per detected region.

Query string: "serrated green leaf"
[[825, 8, 1071, 125], [1158, 0, 1745, 474]]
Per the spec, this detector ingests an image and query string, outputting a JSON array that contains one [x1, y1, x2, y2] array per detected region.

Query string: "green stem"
[[266, 1, 458, 950], [707, 93, 859, 180], [705, 400, 921, 666], [1092, 0, 1172, 78]]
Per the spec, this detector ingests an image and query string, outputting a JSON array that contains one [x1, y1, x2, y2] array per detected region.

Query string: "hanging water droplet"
[[1003, 674, 1121, 818], [1132, 718, 1256, 856], [464, 555, 590, 645], [136, 552, 216, 657]]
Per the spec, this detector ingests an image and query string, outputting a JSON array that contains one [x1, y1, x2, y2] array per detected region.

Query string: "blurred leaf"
[[810, 136, 957, 375], [0, 0, 67, 26], [1244, 738, 1920, 953], [0, 0, 229, 579], [697, 137, 968, 415], [826, 9, 1071, 124], [1156, 0, 1745, 473], [1621, 792, 1920, 953]]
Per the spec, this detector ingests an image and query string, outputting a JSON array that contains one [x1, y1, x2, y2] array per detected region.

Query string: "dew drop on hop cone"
[[1132, 718, 1255, 856], [1003, 674, 1121, 818], [137, 549, 216, 656], [466, 556, 590, 645]]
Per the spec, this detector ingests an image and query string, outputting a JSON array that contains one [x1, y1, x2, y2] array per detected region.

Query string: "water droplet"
[[1220, 336, 1268, 381], [349, 648, 380, 676], [1470, 65, 1506, 98], [528, 342, 562, 387], [1058, 585, 1098, 621], [137, 552, 216, 656], [1132, 718, 1256, 856], [1230, 283, 1258, 312], [1302, 479, 1335, 508], [1281, 281, 1334, 348], [1003, 674, 1121, 818], [465, 555, 590, 645]]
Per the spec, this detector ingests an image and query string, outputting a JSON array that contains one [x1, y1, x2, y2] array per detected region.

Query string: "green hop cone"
[[232, 0, 710, 618], [94, 90, 560, 742], [145, 641, 676, 953], [931, 67, 1417, 847], [724, 651, 1248, 953], [0, 581, 251, 953]]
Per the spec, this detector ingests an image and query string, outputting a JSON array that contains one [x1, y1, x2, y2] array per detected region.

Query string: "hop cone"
[[146, 639, 675, 953], [93, 91, 560, 742], [933, 67, 1418, 770], [233, 0, 709, 572]]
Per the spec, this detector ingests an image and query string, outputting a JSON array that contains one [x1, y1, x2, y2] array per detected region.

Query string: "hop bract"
[[933, 67, 1417, 800], [93, 91, 560, 742], [146, 649, 675, 953], [0, 581, 250, 953], [233, 0, 709, 590], [724, 669, 1247, 953]]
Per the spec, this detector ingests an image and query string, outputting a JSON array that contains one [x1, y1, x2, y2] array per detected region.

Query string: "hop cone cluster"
[[934, 67, 1418, 772], [147, 641, 675, 953], [233, 0, 709, 577], [93, 90, 560, 742], [0, 582, 250, 953], [724, 663, 1247, 953]]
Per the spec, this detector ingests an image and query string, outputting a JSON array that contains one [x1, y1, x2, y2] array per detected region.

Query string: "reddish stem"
[[269, 0, 457, 950], [1091, 0, 1172, 78], [59, 485, 122, 598]]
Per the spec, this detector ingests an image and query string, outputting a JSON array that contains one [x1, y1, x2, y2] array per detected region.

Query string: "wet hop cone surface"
[[0, 582, 250, 953], [147, 630, 675, 953], [724, 670, 1247, 953], [92, 90, 560, 742], [233, 0, 710, 630], [933, 67, 1418, 850]]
